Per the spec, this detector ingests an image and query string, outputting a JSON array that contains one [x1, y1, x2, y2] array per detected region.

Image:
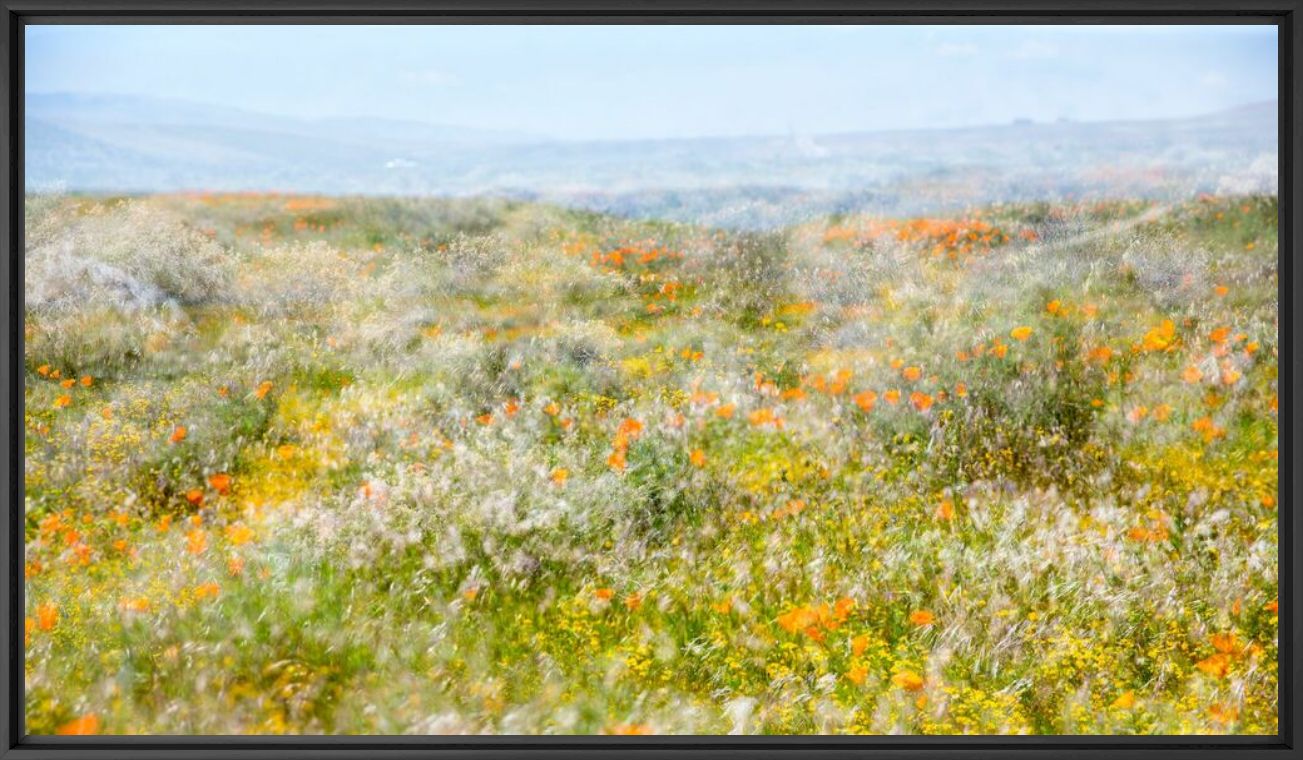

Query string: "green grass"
[[22, 192, 1278, 735]]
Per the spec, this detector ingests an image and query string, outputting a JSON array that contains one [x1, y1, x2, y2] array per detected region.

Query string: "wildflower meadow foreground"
[[23, 192, 1278, 735]]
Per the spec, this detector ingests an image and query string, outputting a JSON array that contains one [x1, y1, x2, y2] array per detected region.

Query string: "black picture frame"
[[0, 2, 1298, 758]]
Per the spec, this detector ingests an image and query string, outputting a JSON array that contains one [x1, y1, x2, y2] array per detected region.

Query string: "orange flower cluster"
[[1195, 631, 1263, 680], [35, 364, 93, 410], [777, 597, 856, 641], [823, 217, 1016, 259], [1126, 511, 1171, 543], [1140, 319, 1178, 353], [801, 368, 855, 396], [607, 417, 643, 471], [591, 241, 684, 270]]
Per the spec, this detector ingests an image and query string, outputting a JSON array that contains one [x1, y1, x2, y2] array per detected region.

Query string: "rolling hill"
[[26, 92, 1277, 228]]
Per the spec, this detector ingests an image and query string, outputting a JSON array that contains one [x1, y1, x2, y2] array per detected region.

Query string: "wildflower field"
[[22, 192, 1279, 735]]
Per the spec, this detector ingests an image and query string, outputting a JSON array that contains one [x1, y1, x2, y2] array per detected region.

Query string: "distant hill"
[[26, 92, 1277, 228]]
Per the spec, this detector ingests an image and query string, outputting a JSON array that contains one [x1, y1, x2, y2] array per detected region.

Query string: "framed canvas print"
[[0, 2, 1299, 759]]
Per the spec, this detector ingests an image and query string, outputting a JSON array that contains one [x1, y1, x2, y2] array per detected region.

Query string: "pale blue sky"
[[26, 24, 1278, 141]]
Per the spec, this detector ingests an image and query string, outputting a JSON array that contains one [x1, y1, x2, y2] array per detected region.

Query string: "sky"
[[25, 24, 1278, 141]]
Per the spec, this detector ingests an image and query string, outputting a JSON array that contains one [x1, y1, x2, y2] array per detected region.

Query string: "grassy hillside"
[[23, 192, 1278, 735]]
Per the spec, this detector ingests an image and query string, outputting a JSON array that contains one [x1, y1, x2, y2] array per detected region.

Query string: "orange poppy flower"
[[853, 390, 877, 412], [208, 473, 232, 494], [908, 609, 935, 626], [892, 671, 925, 691], [1208, 703, 1239, 725], [56, 714, 100, 735], [1196, 653, 1230, 679], [777, 606, 819, 634], [772, 499, 807, 520], [225, 523, 254, 546], [1210, 632, 1241, 655], [1142, 320, 1176, 352], [1088, 345, 1114, 363], [617, 418, 643, 439], [169, 425, 187, 444], [1192, 416, 1225, 442], [829, 368, 853, 396], [185, 529, 208, 556], [119, 597, 150, 613], [35, 602, 58, 632]]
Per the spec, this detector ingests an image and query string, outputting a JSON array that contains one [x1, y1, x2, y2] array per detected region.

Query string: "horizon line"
[[25, 89, 1279, 147]]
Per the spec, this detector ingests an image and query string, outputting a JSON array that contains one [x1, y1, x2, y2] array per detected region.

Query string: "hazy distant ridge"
[[26, 92, 1277, 228]]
